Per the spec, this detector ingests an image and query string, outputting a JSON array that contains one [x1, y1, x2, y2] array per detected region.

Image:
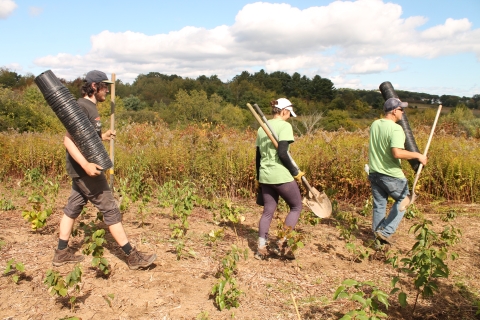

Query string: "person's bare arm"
[[64, 132, 103, 176], [391, 147, 427, 166]]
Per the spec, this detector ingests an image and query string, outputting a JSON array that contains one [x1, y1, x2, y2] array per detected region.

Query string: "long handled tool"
[[247, 103, 332, 218], [109, 73, 116, 190], [399, 105, 442, 211]]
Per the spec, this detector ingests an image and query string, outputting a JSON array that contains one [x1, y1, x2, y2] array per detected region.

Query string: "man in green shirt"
[[368, 98, 427, 245]]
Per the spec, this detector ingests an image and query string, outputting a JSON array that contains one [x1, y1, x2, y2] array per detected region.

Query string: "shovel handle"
[[252, 103, 301, 171], [411, 105, 442, 193], [246, 103, 278, 148], [246, 103, 318, 199]]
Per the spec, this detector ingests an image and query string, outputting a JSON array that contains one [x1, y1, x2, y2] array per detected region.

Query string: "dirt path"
[[1, 182, 479, 319]]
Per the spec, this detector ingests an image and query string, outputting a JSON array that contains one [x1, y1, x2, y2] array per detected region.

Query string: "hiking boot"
[[52, 247, 85, 266], [254, 246, 269, 260], [374, 231, 394, 245], [127, 248, 157, 270]]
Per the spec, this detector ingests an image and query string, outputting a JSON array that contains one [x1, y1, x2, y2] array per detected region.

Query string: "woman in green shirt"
[[255, 98, 304, 260]]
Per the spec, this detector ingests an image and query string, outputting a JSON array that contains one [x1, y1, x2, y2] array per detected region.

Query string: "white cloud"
[[348, 57, 389, 74], [4, 62, 22, 71], [29, 6, 43, 16], [33, 0, 480, 91], [0, 0, 17, 19]]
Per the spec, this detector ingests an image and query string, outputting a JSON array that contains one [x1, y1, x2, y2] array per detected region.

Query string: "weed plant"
[[4, 258, 25, 284], [167, 181, 198, 259], [44, 265, 83, 311], [21, 173, 59, 231], [211, 245, 248, 311], [333, 279, 390, 319], [0, 196, 15, 210], [386, 219, 461, 316]]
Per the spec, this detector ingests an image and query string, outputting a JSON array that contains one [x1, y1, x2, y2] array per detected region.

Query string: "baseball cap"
[[276, 98, 297, 117], [383, 98, 408, 112], [85, 70, 113, 84]]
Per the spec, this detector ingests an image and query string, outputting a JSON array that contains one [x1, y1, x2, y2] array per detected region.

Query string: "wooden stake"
[[109, 73, 116, 190], [291, 293, 301, 320]]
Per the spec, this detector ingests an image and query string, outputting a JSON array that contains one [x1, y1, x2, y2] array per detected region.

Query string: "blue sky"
[[1, 0, 479, 97]]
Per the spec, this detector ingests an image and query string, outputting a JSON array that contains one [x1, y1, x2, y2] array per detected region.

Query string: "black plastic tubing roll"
[[379, 81, 420, 172], [34, 70, 112, 170]]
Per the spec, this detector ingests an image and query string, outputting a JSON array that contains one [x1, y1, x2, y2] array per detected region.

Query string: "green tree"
[[321, 109, 358, 132]]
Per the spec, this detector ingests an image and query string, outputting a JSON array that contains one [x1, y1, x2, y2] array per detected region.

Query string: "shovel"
[[247, 103, 332, 218], [399, 105, 442, 211]]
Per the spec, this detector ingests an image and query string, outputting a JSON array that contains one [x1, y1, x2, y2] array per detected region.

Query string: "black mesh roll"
[[379, 81, 420, 172], [34, 70, 112, 170]]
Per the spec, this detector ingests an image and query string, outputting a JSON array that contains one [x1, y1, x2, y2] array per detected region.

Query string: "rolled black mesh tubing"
[[379, 81, 420, 172], [34, 70, 112, 170]]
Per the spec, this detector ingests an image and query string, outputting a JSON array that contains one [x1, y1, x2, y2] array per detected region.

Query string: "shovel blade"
[[399, 193, 416, 211], [303, 187, 332, 218]]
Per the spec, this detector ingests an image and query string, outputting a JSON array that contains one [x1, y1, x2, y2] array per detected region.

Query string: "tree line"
[[1, 66, 479, 133]]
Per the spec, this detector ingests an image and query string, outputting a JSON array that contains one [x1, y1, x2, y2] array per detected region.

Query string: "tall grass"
[[1, 122, 479, 203]]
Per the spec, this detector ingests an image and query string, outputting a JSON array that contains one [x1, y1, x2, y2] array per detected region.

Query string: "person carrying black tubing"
[[52, 70, 157, 270], [368, 98, 427, 246]]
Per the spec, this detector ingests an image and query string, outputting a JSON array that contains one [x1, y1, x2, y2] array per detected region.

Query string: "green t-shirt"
[[368, 119, 406, 179], [256, 119, 295, 184]]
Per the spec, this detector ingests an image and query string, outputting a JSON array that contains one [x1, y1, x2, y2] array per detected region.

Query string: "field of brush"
[[1, 114, 480, 319]]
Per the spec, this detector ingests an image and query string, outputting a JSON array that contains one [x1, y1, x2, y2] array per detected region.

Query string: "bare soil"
[[1, 180, 480, 320]]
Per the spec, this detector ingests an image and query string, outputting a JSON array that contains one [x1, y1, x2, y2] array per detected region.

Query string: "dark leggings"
[[259, 180, 303, 239]]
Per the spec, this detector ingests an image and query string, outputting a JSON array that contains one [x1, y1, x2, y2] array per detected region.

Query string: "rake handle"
[[410, 105, 442, 192]]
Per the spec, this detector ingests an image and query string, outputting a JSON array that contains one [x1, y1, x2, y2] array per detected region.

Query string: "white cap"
[[276, 98, 297, 117]]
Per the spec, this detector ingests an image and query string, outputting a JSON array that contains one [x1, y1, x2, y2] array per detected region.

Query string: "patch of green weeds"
[[4, 258, 25, 284], [333, 279, 390, 319], [0, 196, 15, 210], [211, 245, 248, 311], [44, 265, 83, 311], [386, 219, 461, 316], [21, 177, 59, 231]]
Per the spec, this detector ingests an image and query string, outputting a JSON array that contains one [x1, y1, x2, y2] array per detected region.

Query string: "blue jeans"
[[368, 172, 409, 237]]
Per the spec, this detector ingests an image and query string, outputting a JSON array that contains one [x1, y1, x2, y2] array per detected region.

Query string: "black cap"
[[85, 70, 113, 84]]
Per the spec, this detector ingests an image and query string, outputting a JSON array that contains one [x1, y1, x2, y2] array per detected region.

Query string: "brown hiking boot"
[[52, 247, 85, 266], [127, 248, 157, 270]]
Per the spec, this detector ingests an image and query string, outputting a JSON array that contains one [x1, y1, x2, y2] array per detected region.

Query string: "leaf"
[[59, 288, 68, 297], [15, 263, 25, 272], [391, 276, 399, 288], [12, 275, 19, 283], [351, 294, 367, 306], [376, 293, 389, 308], [333, 286, 345, 299], [342, 279, 358, 287], [398, 292, 408, 307], [390, 288, 400, 295]]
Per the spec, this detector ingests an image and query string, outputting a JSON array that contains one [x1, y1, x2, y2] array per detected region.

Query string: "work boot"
[[254, 246, 269, 260], [126, 248, 157, 270], [374, 231, 395, 245], [52, 247, 85, 266]]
